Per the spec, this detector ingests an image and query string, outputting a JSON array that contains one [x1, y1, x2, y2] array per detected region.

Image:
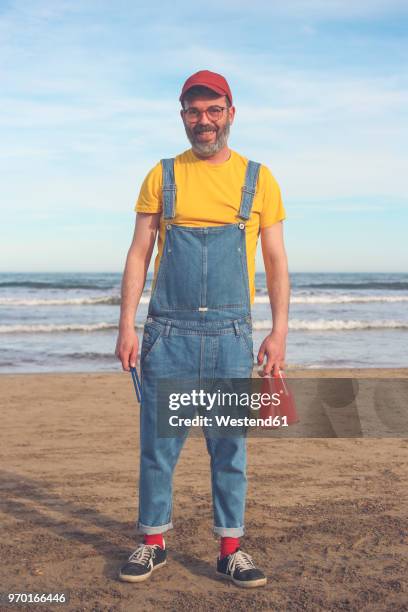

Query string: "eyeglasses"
[[182, 105, 227, 122]]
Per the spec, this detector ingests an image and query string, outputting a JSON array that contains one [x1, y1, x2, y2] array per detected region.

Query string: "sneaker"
[[216, 548, 267, 588], [118, 542, 167, 583]]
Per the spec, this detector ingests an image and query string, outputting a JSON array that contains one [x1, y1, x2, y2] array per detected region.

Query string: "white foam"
[[254, 294, 408, 304], [0, 295, 150, 306], [253, 319, 408, 331], [0, 323, 118, 334], [2, 294, 406, 307]]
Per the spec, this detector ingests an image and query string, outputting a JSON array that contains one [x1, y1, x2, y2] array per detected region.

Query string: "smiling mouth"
[[195, 129, 217, 137]]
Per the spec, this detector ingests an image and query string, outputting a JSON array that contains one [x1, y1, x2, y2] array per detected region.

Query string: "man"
[[115, 70, 290, 588]]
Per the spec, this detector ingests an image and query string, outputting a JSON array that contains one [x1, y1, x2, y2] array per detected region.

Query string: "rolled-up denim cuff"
[[137, 520, 173, 535], [213, 525, 244, 537]]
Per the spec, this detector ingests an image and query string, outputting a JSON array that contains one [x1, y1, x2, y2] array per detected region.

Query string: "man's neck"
[[192, 145, 231, 165]]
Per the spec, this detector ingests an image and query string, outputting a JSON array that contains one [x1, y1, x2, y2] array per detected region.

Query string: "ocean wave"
[[297, 282, 408, 291], [0, 323, 119, 334], [2, 294, 407, 307], [280, 295, 408, 304], [0, 295, 150, 306], [254, 294, 408, 304], [61, 351, 118, 361], [1, 319, 407, 334], [2, 279, 406, 292], [0, 281, 118, 290], [253, 319, 408, 331]]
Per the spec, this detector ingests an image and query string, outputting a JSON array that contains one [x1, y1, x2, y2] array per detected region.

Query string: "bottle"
[[258, 369, 299, 429]]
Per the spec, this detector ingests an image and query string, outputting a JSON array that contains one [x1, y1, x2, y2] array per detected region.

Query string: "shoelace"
[[128, 544, 156, 566], [227, 549, 256, 575]]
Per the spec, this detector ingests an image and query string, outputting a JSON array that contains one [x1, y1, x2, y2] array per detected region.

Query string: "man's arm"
[[115, 212, 160, 371], [257, 221, 290, 375]]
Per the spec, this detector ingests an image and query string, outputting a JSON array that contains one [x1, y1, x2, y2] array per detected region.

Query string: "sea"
[[0, 272, 407, 373]]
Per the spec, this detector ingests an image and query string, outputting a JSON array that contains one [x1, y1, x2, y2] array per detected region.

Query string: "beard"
[[184, 119, 231, 157]]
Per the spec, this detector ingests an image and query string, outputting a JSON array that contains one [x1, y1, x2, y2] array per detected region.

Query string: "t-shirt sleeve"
[[259, 165, 286, 228], [134, 161, 163, 213]]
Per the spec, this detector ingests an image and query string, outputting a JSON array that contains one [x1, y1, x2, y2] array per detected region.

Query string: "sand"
[[1, 369, 407, 611]]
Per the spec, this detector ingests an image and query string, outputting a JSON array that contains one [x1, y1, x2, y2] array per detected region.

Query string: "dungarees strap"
[[161, 157, 260, 221], [161, 158, 176, 219], [238, 160, 261, 220]]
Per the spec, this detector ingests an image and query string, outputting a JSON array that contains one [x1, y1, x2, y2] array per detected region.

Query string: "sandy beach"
[[1, 369, 407, 611]]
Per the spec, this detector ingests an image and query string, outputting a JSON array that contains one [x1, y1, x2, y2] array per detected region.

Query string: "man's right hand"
[[115, 326, 139, 372]]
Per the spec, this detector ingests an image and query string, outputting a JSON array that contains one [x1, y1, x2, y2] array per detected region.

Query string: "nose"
[[197, 110, 211, 125]]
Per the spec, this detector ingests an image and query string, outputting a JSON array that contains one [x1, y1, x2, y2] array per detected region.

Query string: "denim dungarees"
[[138, 157, 261, 537]]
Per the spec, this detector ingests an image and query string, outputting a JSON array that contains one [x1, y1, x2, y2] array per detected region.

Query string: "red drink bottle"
[[259, 369, 299, 429]]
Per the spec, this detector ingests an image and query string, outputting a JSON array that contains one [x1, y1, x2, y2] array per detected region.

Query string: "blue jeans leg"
[[205, 435, 247, 537], [137, 371, 189, 534]]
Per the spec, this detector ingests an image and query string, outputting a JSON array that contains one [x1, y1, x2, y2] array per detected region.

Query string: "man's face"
[[180, 94, 235, 157]]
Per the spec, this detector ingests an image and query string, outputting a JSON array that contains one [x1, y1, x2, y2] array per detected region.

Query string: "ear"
[[228, 105, 236, 124]]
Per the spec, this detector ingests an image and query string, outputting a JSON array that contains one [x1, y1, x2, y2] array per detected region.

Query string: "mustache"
[[193, 125, 218, 134]]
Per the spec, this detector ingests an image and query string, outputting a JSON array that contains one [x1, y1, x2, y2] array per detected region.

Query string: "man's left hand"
[[257, 330, 287, 376]]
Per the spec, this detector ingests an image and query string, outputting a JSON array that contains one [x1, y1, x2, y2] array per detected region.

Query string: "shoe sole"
[[118, 560, 167, 583], [216, 570, 267, 588]]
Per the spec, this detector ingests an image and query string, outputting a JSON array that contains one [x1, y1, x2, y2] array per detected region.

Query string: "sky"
[[1, 0, 407, 273]]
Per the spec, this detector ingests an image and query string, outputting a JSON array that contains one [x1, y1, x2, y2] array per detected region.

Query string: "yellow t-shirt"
[[135, 148, 286, 304]]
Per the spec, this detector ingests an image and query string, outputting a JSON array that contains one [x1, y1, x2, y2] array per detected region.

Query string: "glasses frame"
[[182, 105, 228, 123]]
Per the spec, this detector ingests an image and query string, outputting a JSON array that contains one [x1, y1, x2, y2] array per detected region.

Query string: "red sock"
[[144, 533, 164, 548], [220, 537, 240, 558]]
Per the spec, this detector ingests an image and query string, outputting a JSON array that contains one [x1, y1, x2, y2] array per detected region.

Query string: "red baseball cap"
[[179, 70, 233, 105]]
